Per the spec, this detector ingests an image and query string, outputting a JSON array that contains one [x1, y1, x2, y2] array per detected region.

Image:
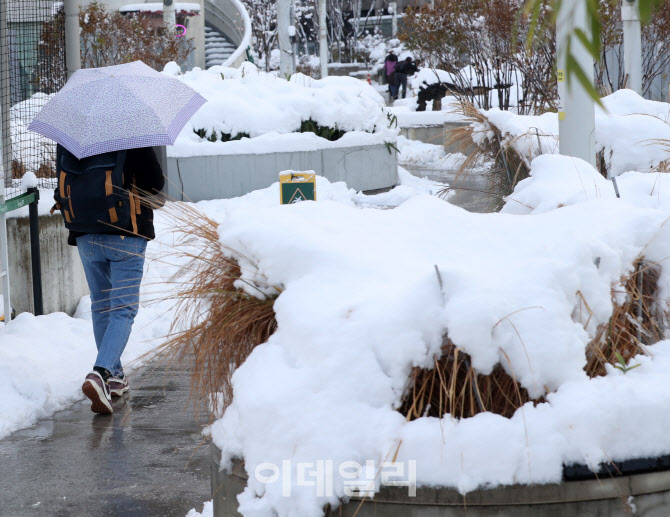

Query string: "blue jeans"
[[76, 234, 147, 377]]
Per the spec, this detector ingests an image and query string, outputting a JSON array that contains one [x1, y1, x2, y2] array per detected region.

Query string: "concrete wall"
[[400, 121, 476, 155], [166, 143, 399, 202], [5, 215, 88, 316], [212, 452, 670, 517]]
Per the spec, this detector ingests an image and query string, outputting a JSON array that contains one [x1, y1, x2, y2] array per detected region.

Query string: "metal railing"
[[204, 0, 252, 68]]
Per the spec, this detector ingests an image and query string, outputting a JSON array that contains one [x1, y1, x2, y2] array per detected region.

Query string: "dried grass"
[[400, 256, 667, 422], [148, 202, 279, 411], [584, 258, 666, 378], [440, 100, 533, 211], [399, 337, 533, 421]]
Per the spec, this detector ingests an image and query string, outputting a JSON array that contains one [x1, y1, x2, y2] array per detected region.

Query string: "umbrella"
[[28, 60, 206, 159]]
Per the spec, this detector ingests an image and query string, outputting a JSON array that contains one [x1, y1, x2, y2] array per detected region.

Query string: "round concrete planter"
[[211, 444, 670, 517], [165, 143, 399, 202]]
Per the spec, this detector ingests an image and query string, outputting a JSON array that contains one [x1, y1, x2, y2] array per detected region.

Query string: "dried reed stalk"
[[149, 202, 279, 410], [400, 257, 666, 422], [585, 258, 665, 377], [440, 100, 533, 210], [399, 337, 533, 421]]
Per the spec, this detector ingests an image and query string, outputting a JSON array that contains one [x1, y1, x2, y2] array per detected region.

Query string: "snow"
[[197, 153, 670, 516], [119, 3, 202, 13], [397, 136, 466, 170], [161, 62, 396, 158], [185, 501, 213, 517], [473, 89, 670, 177], [0, 172, 434, 441], [387, 100, 469, 127], [0, 207, 194, 439]]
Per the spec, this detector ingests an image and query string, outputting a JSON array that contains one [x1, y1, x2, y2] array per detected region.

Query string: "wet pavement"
[[0, 361, 211, 517], [405, 166, 498, 213]]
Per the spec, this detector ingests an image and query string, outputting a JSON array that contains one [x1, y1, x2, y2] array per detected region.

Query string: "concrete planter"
[[211, 445, 670, 517], [5, 214, 88, 316], [399, 121, 476, 155], [166, 143, 398, 202]]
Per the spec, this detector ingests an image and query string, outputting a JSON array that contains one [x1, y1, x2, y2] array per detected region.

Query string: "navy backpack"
[[52, 145, 135, 233]]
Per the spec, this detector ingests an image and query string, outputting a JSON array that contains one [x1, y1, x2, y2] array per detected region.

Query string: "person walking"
[[383, 50, 399, 101], [56, 144, 164, 415], [28, 61, 206, 416], [394, 57, 418, 100]]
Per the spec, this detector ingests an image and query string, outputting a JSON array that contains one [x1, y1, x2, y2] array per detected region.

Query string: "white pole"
[[556, 0, 596, 167], [390, 2, 397, 39], [163, 0, 176, 32], [318, 0, 328, 78], [64, 0, 81, 79], [277, 0, 293, 78], [622, 0, 642, 94]]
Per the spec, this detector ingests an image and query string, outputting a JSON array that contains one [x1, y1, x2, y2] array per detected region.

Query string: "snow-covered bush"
[[471, 89, 670, 179], [164, 62, 395, 155], [191, 154, 670, 517]]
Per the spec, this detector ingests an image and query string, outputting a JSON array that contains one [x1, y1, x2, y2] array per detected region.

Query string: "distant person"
[[53, 145, 165, 415], [383, 50, 399, 101], [394, 57, 418, 100]]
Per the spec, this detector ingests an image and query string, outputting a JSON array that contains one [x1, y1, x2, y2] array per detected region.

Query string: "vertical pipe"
[[390, 2, 397, 39], [64, 0, 81, 79], [0, 212, 9, 323], [27, 188, 43, 316], [319, 0, 328, 78], [622, 0, 642, 95], [163, 0, 176, 31], [277, 0, 293, 78], [556, 0, 596, 167]]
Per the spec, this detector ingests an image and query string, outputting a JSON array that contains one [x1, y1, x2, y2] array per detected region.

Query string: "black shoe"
[[82, 371, 113, 415]]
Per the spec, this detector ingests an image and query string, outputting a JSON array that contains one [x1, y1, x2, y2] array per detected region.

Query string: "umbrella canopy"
[[28, 61, 206, 159]]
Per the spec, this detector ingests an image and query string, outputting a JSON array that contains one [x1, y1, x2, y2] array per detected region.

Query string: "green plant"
[[614, 351, 641, 374], [384, 141, 400, 155], [299, 119, 346, 141], [386, 111, 398, 129], [220, 132, 250, 143], [193, 128, 207, 139]]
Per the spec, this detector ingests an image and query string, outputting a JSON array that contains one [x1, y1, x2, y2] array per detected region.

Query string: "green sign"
[[0, 192, 36, 214], [279, 172, 317, 204], [281, 182, 315, 204]]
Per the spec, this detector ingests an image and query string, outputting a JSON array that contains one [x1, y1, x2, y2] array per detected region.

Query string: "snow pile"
[[0, 173, 435, 440], [397, 136, 467, 170], [204, 154, 670, 516], [185, 501, 213, 517], [503, 154, 670, 215], [163, 62, 395, 158], [10, 93, 55, 172], [411, 66, 524, 110], [0, 207, 196, 439], [473, 89, 670, 176], [386, 99, 469, 127]]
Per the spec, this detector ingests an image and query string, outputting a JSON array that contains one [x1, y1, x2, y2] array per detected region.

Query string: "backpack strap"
[[128, 182, 140, 235]]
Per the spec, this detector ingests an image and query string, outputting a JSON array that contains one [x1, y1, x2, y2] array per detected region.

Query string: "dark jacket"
[[396, 60, 418, 76], [67, 146, 165, 246]]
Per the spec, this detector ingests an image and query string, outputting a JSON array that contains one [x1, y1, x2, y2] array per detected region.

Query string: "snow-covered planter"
[[166, 155, 670, 517], [162, 62, 400, 199], [467, 89, 670, 180], [163, 61, 394, 146]]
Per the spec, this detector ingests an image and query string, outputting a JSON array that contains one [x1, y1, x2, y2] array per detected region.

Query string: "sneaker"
[[82, 371, 113, 415], [108, 375, 129, 397]]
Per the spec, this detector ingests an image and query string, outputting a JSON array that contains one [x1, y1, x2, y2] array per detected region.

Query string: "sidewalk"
[[0, 360, 211, 517]]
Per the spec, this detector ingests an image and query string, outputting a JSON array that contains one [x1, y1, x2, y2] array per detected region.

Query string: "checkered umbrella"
[[28, 61, 206, 159]]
